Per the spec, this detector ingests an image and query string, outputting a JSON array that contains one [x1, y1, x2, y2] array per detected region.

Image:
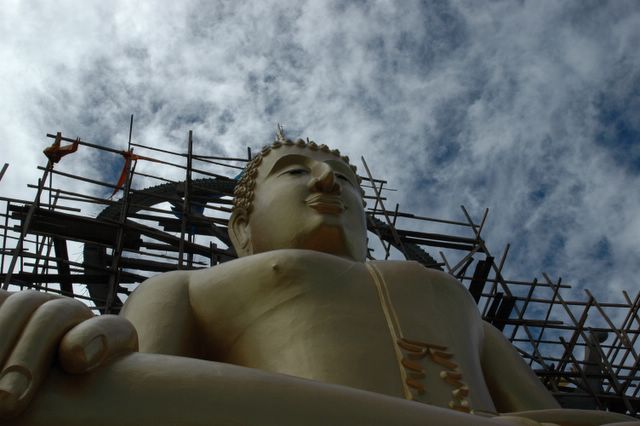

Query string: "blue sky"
[[1, 0, 639, 304]]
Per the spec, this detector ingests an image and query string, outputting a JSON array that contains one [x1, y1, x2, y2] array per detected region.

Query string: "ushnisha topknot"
[[233, 125, 363, 214]]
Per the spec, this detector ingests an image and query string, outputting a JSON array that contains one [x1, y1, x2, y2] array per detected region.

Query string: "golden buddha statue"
[[0, 132, 636, 425]]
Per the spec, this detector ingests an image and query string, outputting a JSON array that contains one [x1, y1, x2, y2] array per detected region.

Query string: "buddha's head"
[[229, 127, 367, 262]]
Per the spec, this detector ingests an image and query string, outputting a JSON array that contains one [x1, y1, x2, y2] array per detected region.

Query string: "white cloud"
[[1, 0, 639, 309]]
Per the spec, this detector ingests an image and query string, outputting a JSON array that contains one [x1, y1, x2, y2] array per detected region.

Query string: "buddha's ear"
[[229, 208, 253, 257]]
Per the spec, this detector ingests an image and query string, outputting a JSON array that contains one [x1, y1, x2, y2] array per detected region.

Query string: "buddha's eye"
[[285, 168, 308, 176], [335, 173, 353, 186]]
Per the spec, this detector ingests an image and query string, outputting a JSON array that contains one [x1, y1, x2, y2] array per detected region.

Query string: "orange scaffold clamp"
[[111, 149, 162, 198], [43, 133, 79, 163]]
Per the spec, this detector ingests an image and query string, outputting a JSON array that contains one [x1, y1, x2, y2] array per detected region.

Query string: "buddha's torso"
[[188, 249, 497, 413]]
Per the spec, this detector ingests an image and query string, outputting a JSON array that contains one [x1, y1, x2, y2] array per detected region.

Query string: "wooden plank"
[[10, 205, 141, 249]]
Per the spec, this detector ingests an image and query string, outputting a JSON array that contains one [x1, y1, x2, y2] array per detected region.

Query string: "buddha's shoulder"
[[367, 259, 458, 284], [367, 260, 473, 301], [122, 270, 193, 314]]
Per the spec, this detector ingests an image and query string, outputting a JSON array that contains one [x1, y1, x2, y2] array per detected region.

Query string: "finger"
[[0, 291, 58, 367], [493, 416, 546, 426], [0, 297, 92, 420], [59, 314, 138, 374]]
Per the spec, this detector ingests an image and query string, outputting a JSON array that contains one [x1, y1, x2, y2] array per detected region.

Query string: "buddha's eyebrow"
[[266, 154, 310, 177]]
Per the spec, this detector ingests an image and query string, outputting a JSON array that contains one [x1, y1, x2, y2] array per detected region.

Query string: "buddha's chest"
[[191, 251, 396, 364], [189, 251, 494, 412]]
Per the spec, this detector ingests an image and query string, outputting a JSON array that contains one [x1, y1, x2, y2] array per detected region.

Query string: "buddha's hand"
[[493, 417, 559, 426], [496, 409, 639, 425], [0, 289, 138, 420], [495, 416, 640, 426]]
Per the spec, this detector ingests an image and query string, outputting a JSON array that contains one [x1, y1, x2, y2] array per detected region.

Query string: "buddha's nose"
[[308, 162, 341, 194]]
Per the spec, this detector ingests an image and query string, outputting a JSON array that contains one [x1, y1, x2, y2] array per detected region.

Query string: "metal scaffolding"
[[1, 127, 638, 417]]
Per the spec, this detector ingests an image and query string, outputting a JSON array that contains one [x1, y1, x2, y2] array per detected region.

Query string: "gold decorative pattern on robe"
[[397, 338, 470, 412], [367, 263, 470, 411]]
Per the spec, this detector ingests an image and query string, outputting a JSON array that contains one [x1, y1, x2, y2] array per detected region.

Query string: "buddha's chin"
[[253, 214, 366, 261], [294, 224, 363, 261]]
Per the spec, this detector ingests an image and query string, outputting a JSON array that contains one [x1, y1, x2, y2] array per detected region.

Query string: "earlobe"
[[228, 209, 253, 257]]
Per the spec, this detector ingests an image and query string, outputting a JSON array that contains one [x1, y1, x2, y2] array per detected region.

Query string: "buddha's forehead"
[[256, 145, 354, 180]]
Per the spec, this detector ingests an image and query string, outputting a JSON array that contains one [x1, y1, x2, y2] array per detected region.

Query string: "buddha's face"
[[230, 145, 368, 262]]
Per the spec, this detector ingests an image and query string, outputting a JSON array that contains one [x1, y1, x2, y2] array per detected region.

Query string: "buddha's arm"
[[6, 351, 515, 426], [119, 270, 202, 357], [480, 322, 637, 425], [481, 320, 560, 412]]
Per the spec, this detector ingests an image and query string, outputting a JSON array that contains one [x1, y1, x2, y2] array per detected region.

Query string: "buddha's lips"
[[305, 194, 345, 214]]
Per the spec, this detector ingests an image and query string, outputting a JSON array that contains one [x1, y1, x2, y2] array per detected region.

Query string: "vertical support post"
[[510, 278, 538, 342], [613, 291, 640, 395], [481, 243, 509, 318], [104, 117, 135, 311], [31, 190, 60, 289], [1, 201, 10, 273], [2, 146, 55, 289], [439, 251, 453, 274], [361, 157, 406, 257], [372, 181, 385, 213], [366, 214, 391, 260], [558, 337, 606, 410], [449, 244, 481, 276], [542, 275, 608, 400], [104, 154, 136, 313], [606, 291, 639, 362], [0, 163, 8, 182], [531, 276, 562, 361], [178, 131, 193, 269], [584, 289, 640, 401], [384, 203, 400, 260]]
